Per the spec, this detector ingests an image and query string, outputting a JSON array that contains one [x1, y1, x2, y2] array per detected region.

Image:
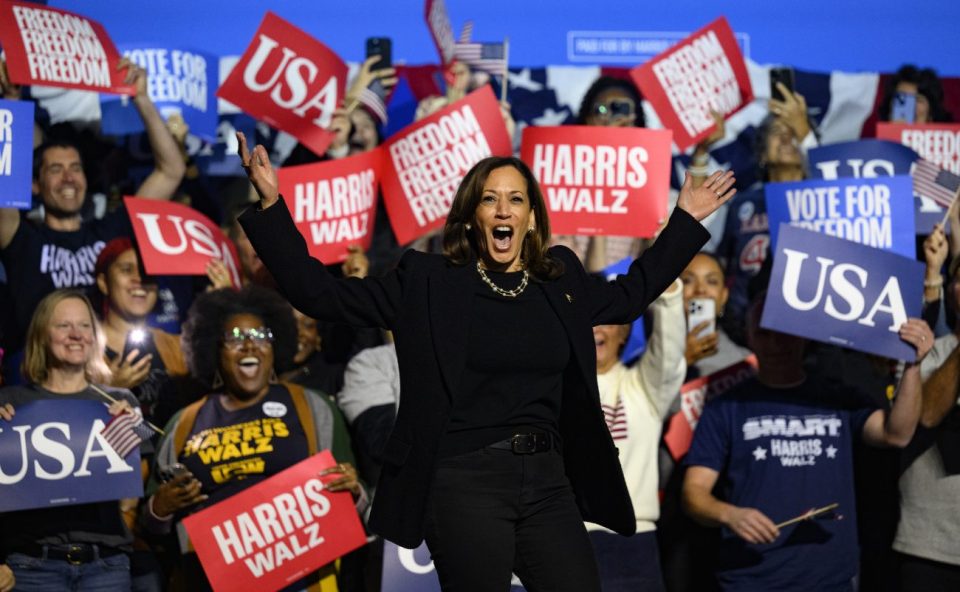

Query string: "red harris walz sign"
[[520, 125, 673, 237], [631, 17, 752, 152], [380, 86, 512, 245], [0, 1, 135, 94], [124, 197, 241, 287], [278, 150, 381, 263], [217, 11, 347, 157], [182, 451, 366, 592]]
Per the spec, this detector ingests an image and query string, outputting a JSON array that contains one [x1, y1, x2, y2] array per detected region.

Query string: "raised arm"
[[862, 318, 935, 447], [585, 172, 733, 327], [632, 280, 687, 418], [124, 59, 185, 200], [236, 132, 401, 328], [918, 342, 960, 428]]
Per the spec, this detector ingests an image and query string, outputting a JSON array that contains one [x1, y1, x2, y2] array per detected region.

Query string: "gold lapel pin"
[[565, 293, 573, 303]]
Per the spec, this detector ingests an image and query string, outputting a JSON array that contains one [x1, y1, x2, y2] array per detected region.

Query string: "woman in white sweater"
[[587, 279, 687, 592]]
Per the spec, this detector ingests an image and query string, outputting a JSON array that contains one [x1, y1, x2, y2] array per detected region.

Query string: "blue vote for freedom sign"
[[765, 175, 915, 259], [805, 139, 944, 233], [761, 225, 924, 361], [0, 400, 143, 512], [0, 99, 35, 210], [101, 44, 218, 140]]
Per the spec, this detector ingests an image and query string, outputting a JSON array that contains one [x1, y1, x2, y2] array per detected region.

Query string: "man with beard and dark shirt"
[[0, 60, 184, 364]]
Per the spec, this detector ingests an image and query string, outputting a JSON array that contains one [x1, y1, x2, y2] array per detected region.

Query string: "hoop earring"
[[269, 369, 279, 384], [211, 371, 223, 390]]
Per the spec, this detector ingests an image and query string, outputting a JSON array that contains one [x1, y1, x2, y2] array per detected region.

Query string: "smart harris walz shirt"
[[178, 385, 309, 510], [685, 377, 877, 592]]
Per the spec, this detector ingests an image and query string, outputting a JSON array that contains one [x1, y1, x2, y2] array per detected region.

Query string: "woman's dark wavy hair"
[[576, 76, 646, 127], [181, 286, 298, 388], [442, 156, 563, 281], [879, 65, 953, 123]]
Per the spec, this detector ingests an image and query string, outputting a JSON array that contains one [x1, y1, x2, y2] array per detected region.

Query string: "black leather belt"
[[16, 543, 124, 565], [487, 432, 555, 454]]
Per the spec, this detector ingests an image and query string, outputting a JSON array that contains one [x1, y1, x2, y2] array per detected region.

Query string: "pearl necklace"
[[476, 262, 529, 298]]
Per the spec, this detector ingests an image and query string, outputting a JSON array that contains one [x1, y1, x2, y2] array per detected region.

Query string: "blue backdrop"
[[50, 0, 960, 75]]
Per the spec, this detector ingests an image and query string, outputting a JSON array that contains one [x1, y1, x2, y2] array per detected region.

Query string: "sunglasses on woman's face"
[[222, 326, 274, 349], [591, 98, 636, 120]]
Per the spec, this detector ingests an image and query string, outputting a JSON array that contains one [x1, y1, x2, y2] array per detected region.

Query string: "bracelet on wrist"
[[688, 165, 710, 177], [924, 277, 944, 288], [692, 153, 710, 166]]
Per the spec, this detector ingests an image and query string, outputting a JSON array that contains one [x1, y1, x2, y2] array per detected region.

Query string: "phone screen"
[[366, 37, 392, 71], [770, 67, 795, 102], [891, 92, 916, 123]]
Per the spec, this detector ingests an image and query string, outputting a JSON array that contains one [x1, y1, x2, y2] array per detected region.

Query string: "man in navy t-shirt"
[[683, 292, 933, 592]]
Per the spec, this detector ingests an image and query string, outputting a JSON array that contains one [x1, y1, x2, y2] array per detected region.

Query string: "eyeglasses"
[[222, 326, 274, 349], [591, 98, 636, 120]]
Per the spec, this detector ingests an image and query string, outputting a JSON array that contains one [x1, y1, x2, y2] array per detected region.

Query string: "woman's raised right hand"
[[237, 131, 280, 209]]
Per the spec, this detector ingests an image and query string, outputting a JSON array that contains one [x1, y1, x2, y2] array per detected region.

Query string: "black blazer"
[[240, 199, 709, 548]]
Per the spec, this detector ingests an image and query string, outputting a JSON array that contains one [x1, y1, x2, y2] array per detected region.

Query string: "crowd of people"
[[0, 30, 956, 592]]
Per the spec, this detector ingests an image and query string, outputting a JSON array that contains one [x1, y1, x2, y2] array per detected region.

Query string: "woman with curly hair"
[[143, 286, 364, 591]]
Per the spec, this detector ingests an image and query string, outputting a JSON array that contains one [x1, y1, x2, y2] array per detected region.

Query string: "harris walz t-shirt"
[[178, 385, 309, 511], [1, 211, 131, 350], [685, 377, 876, 592]]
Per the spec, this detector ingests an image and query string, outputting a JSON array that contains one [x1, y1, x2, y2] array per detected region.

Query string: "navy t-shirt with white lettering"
[[685, 377, 876, 592], [1, 210, 131, 351]]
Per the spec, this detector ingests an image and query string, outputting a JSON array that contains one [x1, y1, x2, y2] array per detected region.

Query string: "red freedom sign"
[[380, 86, 512, 245], [278, 150, 381, 264], [217, 12, 347, 157], [182, 451, 366, 592], [124, 197, 241, 288], [877, 122, 960, 175], [664, 355, 758, 460], [520, 125, 673, 237], [631, 17, 752, 152], [424, 0, 456, 64], [0, 1, 135, 95]]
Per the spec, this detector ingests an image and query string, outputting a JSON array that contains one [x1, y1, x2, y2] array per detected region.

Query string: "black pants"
[[424, 446, 600, 592], [900, 553, 960, 592]]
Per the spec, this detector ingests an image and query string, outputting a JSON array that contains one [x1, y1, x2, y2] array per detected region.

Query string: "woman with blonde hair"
[[0, 289, 140, 591]]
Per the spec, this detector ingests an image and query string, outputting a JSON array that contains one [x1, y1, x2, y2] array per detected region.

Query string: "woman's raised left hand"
[[676, 170, 737, 222]]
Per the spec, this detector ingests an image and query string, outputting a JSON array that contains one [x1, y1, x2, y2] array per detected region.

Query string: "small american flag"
[[453, 41, 506, 75], [913, 158, 960, 209], [458, 20, 474, 43], [100, 410, 155, 458]]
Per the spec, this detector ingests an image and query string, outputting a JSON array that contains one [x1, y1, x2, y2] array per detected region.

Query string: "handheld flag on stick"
[[100, 409, 156, 459]]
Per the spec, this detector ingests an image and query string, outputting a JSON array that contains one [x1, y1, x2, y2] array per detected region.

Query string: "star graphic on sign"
[[752, 446, 767, 461], [532, 107, 570, 127], [508, 68, 544, 92], [826, 445, 838, 459]]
